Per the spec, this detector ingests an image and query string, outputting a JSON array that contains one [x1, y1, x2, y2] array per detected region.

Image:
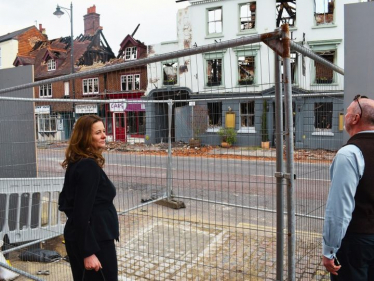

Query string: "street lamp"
[[54, 2, 76, 122]]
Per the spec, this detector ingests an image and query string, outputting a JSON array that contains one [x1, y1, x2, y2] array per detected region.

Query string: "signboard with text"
[[75, 104, 98, 114], [109, 102, 127, 112], [35, 105, 51, 114]]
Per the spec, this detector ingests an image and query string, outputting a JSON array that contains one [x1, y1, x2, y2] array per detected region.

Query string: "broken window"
[[83, 78, 99, 94], [121, 75, 139, 91], [47, 59, 56, 71], [276, 0, 296, 27], [240, 2, 256, 31], [127, 75, 133, 90], [163, 61, 178, 85], [315, 51, 334, 84], [125, 47, 137, 60], [39, 84, 52, 97], [135, 74, 140, 90], [207, 102, 222, 129], [240, 101, 255, 128], [314, 102, 333, 130], [238, 55, 255, 85], [290, 52, 297, 84], [206, 58, 222, 87], [315, 0, 334, 25], [208, 7, 222, 34]]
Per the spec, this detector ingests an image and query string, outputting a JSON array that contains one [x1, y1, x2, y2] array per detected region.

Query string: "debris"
[[19, 249, 61, 263]]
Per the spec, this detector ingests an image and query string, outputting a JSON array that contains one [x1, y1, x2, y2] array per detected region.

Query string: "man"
[[323, 95, 374, 280]]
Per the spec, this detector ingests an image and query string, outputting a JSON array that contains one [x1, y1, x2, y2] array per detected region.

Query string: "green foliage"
[[262, 100, 269, 142], [218, 127, 237, 145]]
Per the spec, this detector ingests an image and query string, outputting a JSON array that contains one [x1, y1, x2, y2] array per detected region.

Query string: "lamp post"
[[54, 3, 76, 137], [54, 2, 76, 120]]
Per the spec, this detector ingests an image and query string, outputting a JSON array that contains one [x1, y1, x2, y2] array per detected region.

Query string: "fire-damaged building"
[[145, 0, 350, 150], [13, 5, 115, 141], [101, 32, 148, 142]]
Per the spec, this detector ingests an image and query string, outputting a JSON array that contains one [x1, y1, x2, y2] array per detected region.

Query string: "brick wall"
[[17, 27, 46, 56]]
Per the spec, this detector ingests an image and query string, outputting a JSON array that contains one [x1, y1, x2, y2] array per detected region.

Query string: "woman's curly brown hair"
[[62, 115, 105, 169]]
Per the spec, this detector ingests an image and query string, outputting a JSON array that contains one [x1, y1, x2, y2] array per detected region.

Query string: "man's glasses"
[[353, 95, 368, 118]]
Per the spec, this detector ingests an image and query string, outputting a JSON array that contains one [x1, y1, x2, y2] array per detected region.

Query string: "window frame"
[[121, 74, 141, 91], [162, 60, 178, 86], [206, 6, 223, 37], [276, 0, 296, 28], [238, 101, 255, 133], [313, 102, 334, 135], [82, 78, 99, 95], [204, 51, 226, 88], [64, 81, 69, 96], [134, 74, 141, 90], [125, 47, 137, 60], [238, 2, 256, 34], [47, 59, 56, 71], [308, 39, 341, 86], [314, 0, 335, 26], [207, 102, 222, 132], [38, 114, 57, 133], [233, 45, 260, 86], [39, 84, 52, 98]]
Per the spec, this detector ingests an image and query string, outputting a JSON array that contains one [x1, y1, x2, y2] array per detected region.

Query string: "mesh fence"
[[0, 33, 344, 280]]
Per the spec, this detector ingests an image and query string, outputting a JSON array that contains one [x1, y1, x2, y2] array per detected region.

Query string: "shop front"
[[105, 99, 145, 142]]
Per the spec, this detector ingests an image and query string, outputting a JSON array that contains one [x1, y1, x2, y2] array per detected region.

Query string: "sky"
[[0, 0, 190, 52]]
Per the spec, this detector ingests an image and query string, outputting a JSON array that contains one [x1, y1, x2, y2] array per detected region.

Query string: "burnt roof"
[[14, 28, 115, 80], [0, 26, 35, 43]]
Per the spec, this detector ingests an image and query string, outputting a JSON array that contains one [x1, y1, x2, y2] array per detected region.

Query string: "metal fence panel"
[[0, 31, 344, 280]]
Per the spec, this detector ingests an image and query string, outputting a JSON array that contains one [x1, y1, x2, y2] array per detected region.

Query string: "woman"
[[59, 115, 119, 281]]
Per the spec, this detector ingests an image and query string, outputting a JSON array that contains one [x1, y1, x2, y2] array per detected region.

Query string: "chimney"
[[84, 5, 100, 36], [39, 23, 46, 35]]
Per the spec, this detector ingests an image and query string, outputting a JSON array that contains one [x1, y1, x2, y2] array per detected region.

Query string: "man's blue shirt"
[[322, 136, 368, 259]]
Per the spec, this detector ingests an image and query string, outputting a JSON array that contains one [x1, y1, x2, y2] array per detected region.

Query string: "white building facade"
[[146, 0, 361, 149]]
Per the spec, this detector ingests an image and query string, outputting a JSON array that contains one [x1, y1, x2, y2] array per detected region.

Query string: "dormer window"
[[47, 59, 56, 71], [125, 47, 137, 60]]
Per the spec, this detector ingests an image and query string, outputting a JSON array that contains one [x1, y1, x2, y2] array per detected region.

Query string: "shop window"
[[315, 0, 334, 26], [276, 1, 296, 27], [83, 78, 99, 94], [239, 2, 256, 31], [39, 84, 52, 98], [207, 102, 222, 131], [314, 102, 333, 131], [38, 115, 57, 132], [207, 7, 223, 35]]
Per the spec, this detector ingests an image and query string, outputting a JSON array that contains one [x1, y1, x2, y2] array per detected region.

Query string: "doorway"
[[114, 113, 126, 141]]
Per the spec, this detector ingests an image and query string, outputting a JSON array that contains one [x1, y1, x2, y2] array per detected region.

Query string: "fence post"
[[275, 52, 284, 281], [167, 99, 173, 199], [282, 24, 296, 281]]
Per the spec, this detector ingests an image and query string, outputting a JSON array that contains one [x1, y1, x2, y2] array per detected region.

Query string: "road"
[[37, 148, 330, 232]]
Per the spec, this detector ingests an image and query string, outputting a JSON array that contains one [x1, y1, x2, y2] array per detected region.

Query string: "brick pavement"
[[117, 214, 330, 281]]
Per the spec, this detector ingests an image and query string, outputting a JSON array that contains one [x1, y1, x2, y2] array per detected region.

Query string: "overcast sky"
[[0, 0, 189, 53]]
